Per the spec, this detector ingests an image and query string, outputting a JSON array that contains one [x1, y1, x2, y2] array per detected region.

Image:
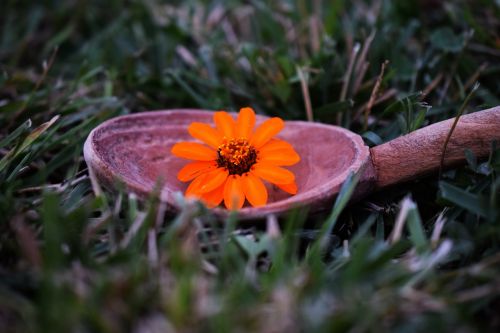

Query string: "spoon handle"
[[370, 105, 500, 189]]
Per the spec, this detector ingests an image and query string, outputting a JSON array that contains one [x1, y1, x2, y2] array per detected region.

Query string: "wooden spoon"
[[84, 106, 500, 219]]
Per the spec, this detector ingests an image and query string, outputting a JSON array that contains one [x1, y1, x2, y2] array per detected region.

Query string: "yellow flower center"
[[216, 138, 257, 175]]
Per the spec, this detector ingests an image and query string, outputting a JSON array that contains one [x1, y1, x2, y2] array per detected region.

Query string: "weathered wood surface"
[[84, 110, 369, 219], [84, 106, 500, 218], [370, 106, 500, 189]]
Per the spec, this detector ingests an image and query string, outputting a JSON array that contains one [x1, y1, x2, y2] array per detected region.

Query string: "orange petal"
[[185, 173, 209, 198], [177, 161, 217, 182], [201, 184, 224, 208], [251, 163, 295, 184], [259, 139, 295, 153], [198, 168, 229, 193], [223, 175, 245, 210], [258, 148, 300, 166], [276, 181, 298, 195], [188, 122, 223, 149], [171, 142, 216, 161], [250, 117, 284, 148], [236, 107, 255, 139], [242, 173, 268, 207], [214, 111, 235, 138]]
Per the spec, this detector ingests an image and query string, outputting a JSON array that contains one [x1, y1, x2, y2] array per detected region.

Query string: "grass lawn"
[[1, 0, 500, 332]]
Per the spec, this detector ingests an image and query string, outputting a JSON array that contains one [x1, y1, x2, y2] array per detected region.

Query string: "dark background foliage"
[[1, 0, 499, 332]]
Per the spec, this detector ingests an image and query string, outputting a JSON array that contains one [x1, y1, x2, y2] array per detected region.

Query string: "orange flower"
[[171, 107, 300, 209]]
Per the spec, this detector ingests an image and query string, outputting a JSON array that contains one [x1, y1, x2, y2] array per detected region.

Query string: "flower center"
[[216, 138, 257, 175]]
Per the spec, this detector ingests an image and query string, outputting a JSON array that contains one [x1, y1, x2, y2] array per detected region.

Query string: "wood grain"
[[370, 106, 500, 189]]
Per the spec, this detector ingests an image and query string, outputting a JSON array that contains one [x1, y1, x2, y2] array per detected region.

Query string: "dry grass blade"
[[17, 175, 88, 193], [421, 73, 444, 99], [431, 210, 447, 248], [389, 196, 414, 244], [297, 66, 314, 122], [454, 62, 488, 100], [11, 47, 58, 123], [455, 279, 500, 303], [364, 60, 389, 130], [120, 211, 147, 249], [266, 214, 281, 238], [352, 30, 376, 94], [439, 82, 479, 175], [87, 165, 104, 198], [148, 228, 159, 267], [338, 43, 360, 124]]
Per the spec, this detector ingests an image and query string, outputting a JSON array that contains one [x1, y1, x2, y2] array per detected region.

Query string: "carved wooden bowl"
[[83, 110, 370, 218]]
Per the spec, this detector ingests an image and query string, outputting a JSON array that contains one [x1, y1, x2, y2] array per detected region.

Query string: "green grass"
[[1, 0, 500, 332]]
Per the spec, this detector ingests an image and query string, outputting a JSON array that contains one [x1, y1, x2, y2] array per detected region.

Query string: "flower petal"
[[236, 107, 255, 139], [188, 122, 223, 149], [252, 163, 295, 184], [171, 142, 216, 161], [201, 184, 224, 208], [259, 139, 295, 153], [223, 175, 245, 210], [259, 148, 300, 166], [185, 173, 209, 198], [214, 111, 235, 138], [242, 173, 268, 207], [250, 117, 284, 148], [275, 181, 297, 195], [198, 168, 229, 193], [177, 161, 217, 182]]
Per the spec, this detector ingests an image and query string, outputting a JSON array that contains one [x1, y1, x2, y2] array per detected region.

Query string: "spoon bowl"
[[84, 110, 370, 218]]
